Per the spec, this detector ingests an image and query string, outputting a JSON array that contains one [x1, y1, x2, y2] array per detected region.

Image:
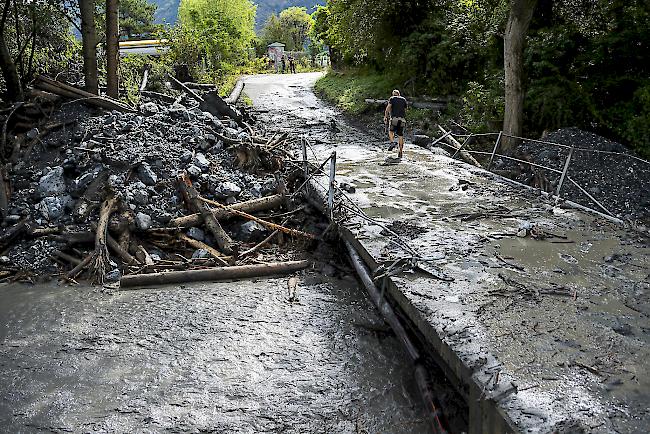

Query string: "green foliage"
[[120, 54, 172, 104], [120, 0, 160, 38], [314, 68, 399, 114], [172, 0, 256, 76], [458, 74, 504, 132], [260, 7, 314, 51]]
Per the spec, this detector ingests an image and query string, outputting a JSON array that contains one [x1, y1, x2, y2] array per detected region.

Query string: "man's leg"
[[398, 135, 404, 158]]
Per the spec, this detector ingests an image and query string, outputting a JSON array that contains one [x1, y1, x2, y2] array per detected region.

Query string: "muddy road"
[[0, 74, 432, 433], [244, 73, 650, 432]]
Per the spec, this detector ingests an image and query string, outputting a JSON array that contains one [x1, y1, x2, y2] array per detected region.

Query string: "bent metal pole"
[[343, 239, 448, 434]]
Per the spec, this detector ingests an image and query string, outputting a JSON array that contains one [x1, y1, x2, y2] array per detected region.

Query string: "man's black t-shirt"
[[389, 96, 407, 118]]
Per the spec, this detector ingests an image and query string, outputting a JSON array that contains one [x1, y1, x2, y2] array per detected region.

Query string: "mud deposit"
[[243, 73, 650, 432], [0, 259, 429, 432]]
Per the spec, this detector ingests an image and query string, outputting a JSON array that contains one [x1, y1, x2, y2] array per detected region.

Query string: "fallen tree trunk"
[[225, 79, 245, 104], [437, 125, 483, 168], [364, 98, 447, 110], [167, 74, 203, 103], [34, 76, 136, 113], [169, 194, 284, 228], [120, 260, 311, 288]]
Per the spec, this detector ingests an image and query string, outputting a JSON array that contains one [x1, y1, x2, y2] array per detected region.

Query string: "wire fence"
[[437, 129, 650, 220]]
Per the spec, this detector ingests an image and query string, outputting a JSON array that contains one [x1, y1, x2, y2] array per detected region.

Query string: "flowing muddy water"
[[0, 255, 430, 432], [0, 75, 433, 432]]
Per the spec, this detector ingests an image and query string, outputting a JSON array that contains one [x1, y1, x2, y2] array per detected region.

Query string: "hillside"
[[150, 0, 324, 28]]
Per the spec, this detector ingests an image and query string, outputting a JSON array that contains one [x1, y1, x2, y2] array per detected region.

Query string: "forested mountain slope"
[[151, 0, 323, 27]]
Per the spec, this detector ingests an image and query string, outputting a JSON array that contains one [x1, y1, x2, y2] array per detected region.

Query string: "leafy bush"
[[457, 74, 504, 132]]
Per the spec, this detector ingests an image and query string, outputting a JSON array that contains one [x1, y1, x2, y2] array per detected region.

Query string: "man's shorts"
[[390, 117, 406, 137]]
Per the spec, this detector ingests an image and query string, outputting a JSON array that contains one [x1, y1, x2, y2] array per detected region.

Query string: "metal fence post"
[[302, 137, 309, 195], [328, 151, 336, 219], [487, 131, 503, 171], [556, 146, 575, 197]]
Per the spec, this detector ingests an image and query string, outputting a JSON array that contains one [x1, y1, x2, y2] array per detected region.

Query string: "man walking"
[[384, 89, 408, 159]]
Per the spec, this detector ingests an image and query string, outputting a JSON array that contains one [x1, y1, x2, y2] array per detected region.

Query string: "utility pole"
[[106, 0, 119, 98]]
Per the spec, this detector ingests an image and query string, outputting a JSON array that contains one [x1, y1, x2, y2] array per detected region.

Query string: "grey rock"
[[5, 214, 21, 224], [105, 269, 122, 282], [225, 196, 237, 205], [412, 134, 430, 147], [340, 182, 356, 193], [36, 196, 65, 221], [217, 181, 241, 198], [135, 212, 153, 230], [26, 128, 39, 140], [38, 167, 66, 196], [192, 249, 210, 259], [194, 153, 210, 170], [167, 104, 191, 122], [131, 188, 149, 205], [186, 164, 202, 177], [71, 172, 96, 194], [322, 264, 336, 277], [187, 227, 206, 242], [180, 150, 193, 164], [250, 183, 263, 198], [138, 164, 158, 186], [236, 221, 267, 242], [196, 137, 210, 150]]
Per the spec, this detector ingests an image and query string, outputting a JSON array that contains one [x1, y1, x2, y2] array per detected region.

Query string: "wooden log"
[[0, 217, 28, 250], [0, 168, 9, 220], [199, 90, 242, 125], [88, 196, 120, 282], [177, 176, 236, 255], [167, 73, 204, 103], [120, 260, 311, 288], [225, 79, 245, 104], [183, 82, 217, 91], [177, 233, 228, 266], [107, 232, 138, 265], [169, 194, 284, 228], [140, 90, 175, 104], [199, 196, 316, 240], [34, 75, 136, 113], [437, 125, 483, 168], [52, 249, 82, 266]]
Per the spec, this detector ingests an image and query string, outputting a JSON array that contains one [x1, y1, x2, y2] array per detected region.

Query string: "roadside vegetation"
[[312, 0, 650, 156], [0, 0, 326, 109]]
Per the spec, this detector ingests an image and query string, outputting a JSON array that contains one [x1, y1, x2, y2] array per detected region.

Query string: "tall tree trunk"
[[79, 0, 98, 94], [502, 0, 537, 149], [105, 0, 119, 98], [0, 0, 23, 101]]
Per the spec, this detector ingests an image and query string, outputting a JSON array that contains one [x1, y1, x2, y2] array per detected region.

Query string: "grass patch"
[[314, 68, 400, 115]]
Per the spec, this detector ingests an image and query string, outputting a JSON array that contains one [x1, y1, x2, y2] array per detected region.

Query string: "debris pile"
[[0, 77, 317, 285], [494, 128, 650, 224]]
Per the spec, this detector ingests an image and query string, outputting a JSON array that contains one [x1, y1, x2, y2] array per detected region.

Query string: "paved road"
[[244, 72, 650, 433]]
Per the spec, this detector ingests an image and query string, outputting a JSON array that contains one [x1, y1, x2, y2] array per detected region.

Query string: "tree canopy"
[[174, 0, 256, 71], [315, 0, 650, 154], [261, 6, 313, 52]]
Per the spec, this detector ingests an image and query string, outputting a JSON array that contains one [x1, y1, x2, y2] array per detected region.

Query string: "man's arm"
[[384, 103, 392, 122]]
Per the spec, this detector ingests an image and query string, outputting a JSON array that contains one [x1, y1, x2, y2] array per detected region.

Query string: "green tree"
[[120, 0, 159, 39], [261, 6, 313, 52], [175, 0, 256, 72]]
